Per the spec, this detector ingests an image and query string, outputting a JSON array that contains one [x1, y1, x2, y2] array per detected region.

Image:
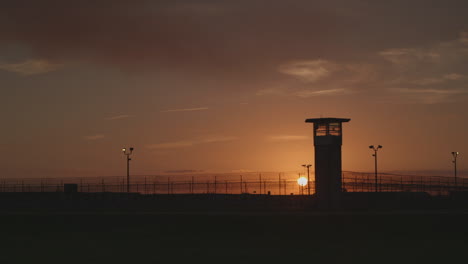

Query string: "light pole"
[[122, 147, 134, 193], [302, 164, 312, 195], [369, 145, 382, 192], [452, 152, 459, 189]]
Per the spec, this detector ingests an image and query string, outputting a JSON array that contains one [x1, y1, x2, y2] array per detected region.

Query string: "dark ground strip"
[[0, 212, 467, 264]]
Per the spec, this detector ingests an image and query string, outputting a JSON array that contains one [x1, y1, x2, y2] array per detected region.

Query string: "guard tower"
[[305, 117, 350, 209]]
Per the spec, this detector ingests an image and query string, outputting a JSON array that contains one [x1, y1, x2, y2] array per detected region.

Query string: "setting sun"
[[297, 176, 308, 186]]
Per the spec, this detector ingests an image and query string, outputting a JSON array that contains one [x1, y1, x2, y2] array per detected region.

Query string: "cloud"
[[410, 78, 445, 86], [201, 136, 238, 143], [267, 135, 309, 142], [392, 88, 466, 95], [84, 134, 105, 140], [160, 107, 209, 113], [230, 169, 255, 173], [379, 48, 440, 65], [255, 87, 286, 96], [372, 32, 468, 104], [163, 169, 204, 174], [294, 88, 346, 98], [389, 88, 468, 104], [411, 74, 466, 85], [278, 60, 336, 82], [146, 141, 195, 149], [107, 114, 132, 120], [0, 1, 343, 77], [0, 59, 61, 75], [460, 31, 468, 44], [146, 136, 237, 149], [443, 73, 465, 80]]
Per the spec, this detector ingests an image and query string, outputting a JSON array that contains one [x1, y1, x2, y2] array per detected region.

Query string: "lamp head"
[[122, 148, 126, 152], [369, 145, 374, 149], [378, 145, 382, 149], [130, 147, 134, 152]]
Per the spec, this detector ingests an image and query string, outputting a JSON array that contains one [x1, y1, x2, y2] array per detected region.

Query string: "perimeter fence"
[[0, 171, 466, 196]]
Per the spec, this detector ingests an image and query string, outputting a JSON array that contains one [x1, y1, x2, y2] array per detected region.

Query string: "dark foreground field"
[[1, 211, 467, 264]]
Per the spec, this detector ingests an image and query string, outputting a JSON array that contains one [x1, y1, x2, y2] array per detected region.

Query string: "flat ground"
[[1, 211, 467, 264]]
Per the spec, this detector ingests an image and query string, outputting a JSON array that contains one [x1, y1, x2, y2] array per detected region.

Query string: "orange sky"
[[1, 0, 468, 178]]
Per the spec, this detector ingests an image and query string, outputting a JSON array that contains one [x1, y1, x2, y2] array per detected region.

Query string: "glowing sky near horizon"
[[1, 0, 468, 178]]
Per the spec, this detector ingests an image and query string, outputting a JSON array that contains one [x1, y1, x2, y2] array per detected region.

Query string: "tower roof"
[[305, 117, 351, 123]]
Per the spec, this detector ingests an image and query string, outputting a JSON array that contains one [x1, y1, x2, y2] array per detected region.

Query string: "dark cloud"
[[1, 0, 468, 78]]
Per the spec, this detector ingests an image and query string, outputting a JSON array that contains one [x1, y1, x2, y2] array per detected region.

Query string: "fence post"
[[191, 176, 194, 194], [259, 174, 262, 195], [240, 175, 243, 194], [401, 176, 403, 192], [279, 173, 281, 195], [167, 177, 170, 195], [354, 175, 357, 192], [214, 176, 217, 194]]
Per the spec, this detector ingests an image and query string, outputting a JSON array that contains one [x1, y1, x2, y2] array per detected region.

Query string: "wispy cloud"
[[255, 87, 285, 96], [389, 88, 468, 104], [459, 31, 468, 44], [267, 135, 309, 142], [107, 114, 132, 120], [84, 134, 105, 140], [160, 107, 209, 113], [163, 169, 204, 174], [410, 78, 445, 86], [392, 88, 466, 95], [278, 59, 336, 82], [231, 169, 255, 173], [379, 48, 440, 65], [411, 74, 466, 85], [0, 59, 61, 75], [443, 73, 465, 81], [294, 88, 346, 98], [146, 136, 237, 149]]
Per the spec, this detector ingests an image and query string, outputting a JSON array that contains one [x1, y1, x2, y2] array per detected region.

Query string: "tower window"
[[329, 123, 341, 136], [315, 123, 327, 136]]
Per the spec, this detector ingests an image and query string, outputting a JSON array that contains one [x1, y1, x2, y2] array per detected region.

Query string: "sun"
[[297, 177, 308, 187]]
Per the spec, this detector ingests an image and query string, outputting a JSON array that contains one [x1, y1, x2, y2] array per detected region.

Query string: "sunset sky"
[[2, 0, 468, 178]]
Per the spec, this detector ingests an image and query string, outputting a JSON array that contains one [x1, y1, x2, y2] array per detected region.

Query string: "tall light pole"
[[122, 147, 134, 193], [369, 145, 382, 192], [452, 152, 459, 189], [302, 164, 312, 195]]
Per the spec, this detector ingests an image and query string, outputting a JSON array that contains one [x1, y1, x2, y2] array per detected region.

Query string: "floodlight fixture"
[[369, 145, 383, 192], [301, 164, 312, 195], [452, 151, 459, 189], [122, 147, 135, 193]]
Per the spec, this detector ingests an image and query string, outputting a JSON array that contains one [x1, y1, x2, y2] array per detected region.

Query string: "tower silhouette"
[[305, 117, 350, 209]]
